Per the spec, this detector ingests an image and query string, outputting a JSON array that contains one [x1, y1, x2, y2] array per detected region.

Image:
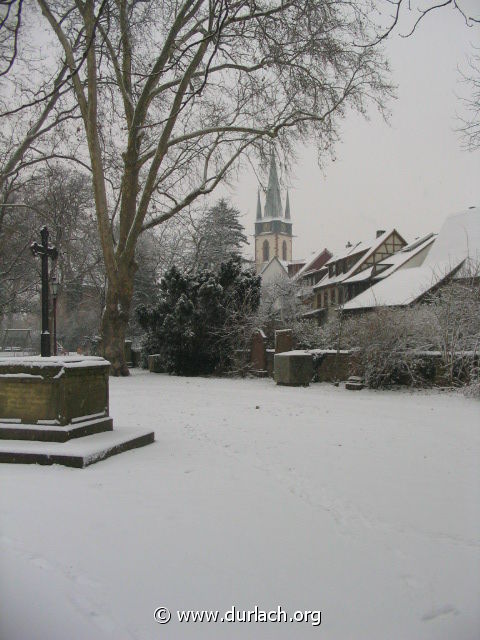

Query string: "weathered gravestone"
[[275, 329, 293, 354], [250, 329, 267, 375], [124, 340, 133, 367]]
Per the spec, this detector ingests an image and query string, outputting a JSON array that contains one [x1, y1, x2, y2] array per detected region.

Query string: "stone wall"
[[313, 350, 357, 382]]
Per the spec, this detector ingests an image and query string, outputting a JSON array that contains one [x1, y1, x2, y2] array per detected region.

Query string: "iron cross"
[[31, 226, 58, 357]]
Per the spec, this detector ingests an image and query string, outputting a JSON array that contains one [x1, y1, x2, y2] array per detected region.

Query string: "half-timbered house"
[[313, 229, 408, 315]]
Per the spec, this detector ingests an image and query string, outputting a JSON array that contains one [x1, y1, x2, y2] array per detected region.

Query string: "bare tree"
[[364, 0, 479, 45], [0, 166, 105, 347], [0, 2, 87, 244], [2, 0, 394, 374], [457, 46, 480, 151]]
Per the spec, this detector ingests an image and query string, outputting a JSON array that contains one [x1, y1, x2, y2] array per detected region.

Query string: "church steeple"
[[285, 190, 291, 220], [254, 153, 293, 274], [256, 189, 262, 220], [263, 154, 283, 219]]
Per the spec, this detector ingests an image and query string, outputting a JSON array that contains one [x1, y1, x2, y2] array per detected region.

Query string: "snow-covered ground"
[[1, 371, 479, 639]]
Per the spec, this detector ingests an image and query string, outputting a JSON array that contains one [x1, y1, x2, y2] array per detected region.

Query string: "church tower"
[[254, 155, 293, 273]]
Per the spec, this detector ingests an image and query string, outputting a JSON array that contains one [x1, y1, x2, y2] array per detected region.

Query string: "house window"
[[331, 288, 336, 303], [282, 240, 287, 261], [324, 291, 328, 307], [263, 240, 269, 262]]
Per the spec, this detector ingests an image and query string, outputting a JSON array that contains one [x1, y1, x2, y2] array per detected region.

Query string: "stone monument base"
[[274, 351, 313, 386], [0, 428, 154, 468], [0, 355, 154, 467]]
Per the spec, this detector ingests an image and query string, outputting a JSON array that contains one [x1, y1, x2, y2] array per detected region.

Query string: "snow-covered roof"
[[343, 266, 374, 284], [373, 233, 436, 281], [422, 206, 480, 266], [343, 207, 479, 310], [315, 229, 404, 290], [294, 248, 331, 280], [260, 255, 289, 278], [325, 235, 377, 265]]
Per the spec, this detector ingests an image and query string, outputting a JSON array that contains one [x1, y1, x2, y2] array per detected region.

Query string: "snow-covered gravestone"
[[0, 355, 154, 467]]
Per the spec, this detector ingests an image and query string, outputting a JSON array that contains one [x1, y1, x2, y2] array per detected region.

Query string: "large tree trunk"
[[100, 266, 135, 376]]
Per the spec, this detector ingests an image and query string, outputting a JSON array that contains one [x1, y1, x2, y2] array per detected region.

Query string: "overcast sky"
[[218, 4, 480, 261]]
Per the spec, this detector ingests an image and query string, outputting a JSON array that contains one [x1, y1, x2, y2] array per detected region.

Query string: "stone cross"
[[31, 226, 58, 357]]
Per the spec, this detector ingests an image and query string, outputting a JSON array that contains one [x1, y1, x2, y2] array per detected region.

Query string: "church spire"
[[256, 189, 262, 220], [285, 190, 291, 220], [263, 154, 283, 219]]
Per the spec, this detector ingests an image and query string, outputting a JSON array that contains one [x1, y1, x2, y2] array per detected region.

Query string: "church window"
[[263, 240, 269, 262], [282, 241, 287, 261]]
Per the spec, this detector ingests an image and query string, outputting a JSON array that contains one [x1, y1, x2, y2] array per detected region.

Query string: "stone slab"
[[0, 428, 155, 468], [0, 416, 113, 442]]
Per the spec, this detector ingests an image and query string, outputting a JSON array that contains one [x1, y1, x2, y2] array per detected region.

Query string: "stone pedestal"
[[0, 355, 110, 427], [0, 356, 154, 467], [274, 351, 313, 386], [148, 354, 164, 373]]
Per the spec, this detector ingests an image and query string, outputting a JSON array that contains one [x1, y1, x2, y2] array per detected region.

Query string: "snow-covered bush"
[[425, 272, 480, 385], [291, 319, 325, 350], [463, 377, 480, 398], [315, 275, 480, 389], [136, 260, 260, 376], [342, 308, 434, 388]]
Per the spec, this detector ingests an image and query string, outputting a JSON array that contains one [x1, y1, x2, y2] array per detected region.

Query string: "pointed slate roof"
[[263, 155, 283, 219], [256, 189, 262, 220], [285, 191, 291, 219]]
